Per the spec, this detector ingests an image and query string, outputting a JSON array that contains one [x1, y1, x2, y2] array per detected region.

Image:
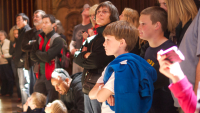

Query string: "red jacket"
[[30, 30, 64, 80], [38, 34, 55, 80]]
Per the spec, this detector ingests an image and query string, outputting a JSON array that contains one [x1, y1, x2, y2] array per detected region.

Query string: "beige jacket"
[[0, 39, 12, 64]]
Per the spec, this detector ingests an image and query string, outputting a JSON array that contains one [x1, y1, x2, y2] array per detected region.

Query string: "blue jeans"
[[17, 68, 30, 105], [29, 66, 36, 95], [11, 59, 21, 98], [84, 94, 101, 113]]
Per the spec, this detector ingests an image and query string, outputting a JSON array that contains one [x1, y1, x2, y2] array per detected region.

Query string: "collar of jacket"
[[33, 27, 42, 33], [40, 30, 56, 40], [96, 25, 107, 34], [32, 108, 44, 113], [18, 24, 30, 33], [46, 29, 56, 40], [67, 72, 82, 95]]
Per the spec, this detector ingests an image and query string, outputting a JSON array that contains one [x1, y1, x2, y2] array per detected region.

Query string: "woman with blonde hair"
[[45, 100, 68, 113], [89, 4, 99, 28], [9, 25, 18, 43], [166, 0, 197, 46], [82, 4, 99, 40], [119, 8, 143, 55], [9, 26, 22, 101]]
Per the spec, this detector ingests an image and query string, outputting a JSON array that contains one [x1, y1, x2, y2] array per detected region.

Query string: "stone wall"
[[36, 0, 99, 45]]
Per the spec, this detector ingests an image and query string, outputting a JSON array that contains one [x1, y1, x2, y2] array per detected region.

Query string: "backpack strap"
[[50, 33, 60, 46]]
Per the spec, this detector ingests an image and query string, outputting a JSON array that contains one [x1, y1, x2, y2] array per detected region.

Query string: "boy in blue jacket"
[[89, 21, 157, 113]]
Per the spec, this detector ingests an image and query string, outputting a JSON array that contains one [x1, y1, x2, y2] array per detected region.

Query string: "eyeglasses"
[[89, 14, 95, 17], [96, 10, 109, 15]]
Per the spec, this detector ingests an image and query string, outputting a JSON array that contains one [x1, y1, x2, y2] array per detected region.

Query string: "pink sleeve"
[[169, 77, 197, 113]]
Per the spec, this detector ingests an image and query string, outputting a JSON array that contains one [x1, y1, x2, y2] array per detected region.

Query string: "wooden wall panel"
[[35, 0, 53, 15], [100, 0, 158, 14], [0, 0, 36, 37], [195, 0, 200, 9]]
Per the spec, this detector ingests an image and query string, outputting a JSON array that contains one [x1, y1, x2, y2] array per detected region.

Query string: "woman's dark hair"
[[16, 13, 29, 24], [95, 1, 119, 23], [42, 14, 56, 24]]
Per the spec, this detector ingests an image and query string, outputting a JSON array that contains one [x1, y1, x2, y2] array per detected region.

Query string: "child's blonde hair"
[[31, 92, 46, 108], [89, 4, 99, 27], [50, 100, 68, 113], [123, 8, 139, 27], [9, 25, 18, 42]]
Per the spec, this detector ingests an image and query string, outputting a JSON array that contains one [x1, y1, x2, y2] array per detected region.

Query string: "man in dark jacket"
[[30, 14, 63, 103], [15, 13, 31, 106], [21, 10, 46, 95], [51, 69, 84, 113]]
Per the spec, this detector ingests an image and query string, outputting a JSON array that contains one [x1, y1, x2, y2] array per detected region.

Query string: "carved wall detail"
[[53, 0, 99, 45]]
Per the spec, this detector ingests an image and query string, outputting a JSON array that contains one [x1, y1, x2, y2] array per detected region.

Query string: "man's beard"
[[33, 20, 42, 26]]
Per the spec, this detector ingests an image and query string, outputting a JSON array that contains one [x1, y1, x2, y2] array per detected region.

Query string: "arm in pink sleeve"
[[169, 77, 197, 113]]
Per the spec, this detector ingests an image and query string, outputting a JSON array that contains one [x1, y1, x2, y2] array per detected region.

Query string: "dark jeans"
[[148, 86, 178, 113], [29, 66, 36, 95], [11, 59, 21, 98], [84, 94, 101, 113], [34, 74, 58, 103], [0, 64, 14, 95]]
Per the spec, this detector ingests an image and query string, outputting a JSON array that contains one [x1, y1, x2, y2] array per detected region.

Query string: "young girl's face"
[[90, 13, 96, 24], [158, 0, 167, 12], [119, 11, 126, 21], [45, 103, 53, 113], [13, 29, 18, 38]]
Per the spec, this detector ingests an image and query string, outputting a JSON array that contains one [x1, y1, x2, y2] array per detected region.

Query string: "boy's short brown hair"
[[103, 21, 138, 52], [31, 92, 47, 108], [141, 6, 167, 32]]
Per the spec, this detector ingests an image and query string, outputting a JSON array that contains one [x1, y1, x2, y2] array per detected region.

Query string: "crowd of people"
[[0, 0, 200, 113]]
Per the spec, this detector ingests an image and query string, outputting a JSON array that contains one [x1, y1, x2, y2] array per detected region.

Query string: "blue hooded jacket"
[[103, 53, 157, 113]]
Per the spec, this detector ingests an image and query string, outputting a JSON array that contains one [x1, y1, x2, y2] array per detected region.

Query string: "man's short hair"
[[141, 6, 167, 32], [51, 68, 71, 81], [31, 92, 46, 108], [42, 14, 56, 24], [103, 21, 138, 52], [81, 4, 90, 13], [95, 1, 119, 23], [16, 13, 29, 24], [34, 10, 46, 17]]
